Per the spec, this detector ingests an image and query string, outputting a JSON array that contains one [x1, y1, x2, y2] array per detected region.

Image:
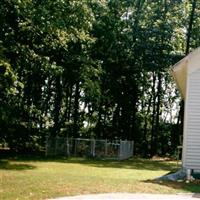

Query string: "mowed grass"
[[0, 157, 199, 200]]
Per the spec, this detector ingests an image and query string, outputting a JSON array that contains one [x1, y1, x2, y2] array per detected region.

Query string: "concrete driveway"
[[49, 193, 200, 200]]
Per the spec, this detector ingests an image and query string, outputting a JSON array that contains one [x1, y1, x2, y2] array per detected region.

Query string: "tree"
[[1, 0, 200, 157]]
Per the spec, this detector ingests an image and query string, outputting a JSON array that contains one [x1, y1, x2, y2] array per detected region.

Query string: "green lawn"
[[0, 157, 199, 200]]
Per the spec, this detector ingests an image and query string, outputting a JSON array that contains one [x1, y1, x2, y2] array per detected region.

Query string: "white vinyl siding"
[[185, 69, 200, 169]]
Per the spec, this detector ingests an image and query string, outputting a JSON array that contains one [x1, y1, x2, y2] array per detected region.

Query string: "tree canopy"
[[1, 0, 200, 156]]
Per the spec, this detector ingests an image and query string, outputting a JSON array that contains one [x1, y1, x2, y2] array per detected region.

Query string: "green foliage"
[[1, 0, 200, 155]]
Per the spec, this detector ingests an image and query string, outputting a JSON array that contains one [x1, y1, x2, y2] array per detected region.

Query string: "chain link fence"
[[46, 137, 134, 160]]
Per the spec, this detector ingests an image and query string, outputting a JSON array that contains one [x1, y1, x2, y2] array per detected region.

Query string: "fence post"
[[119, 140, 122, 160], [105, 139, 108, 156], [94, 139, 96, 157], [132, 141, 134, 156], [54, 136, 58, 156], [74, 138, 77, 156], [91, 139, 96, 157], [66, 138, 69, 156], [45, 136, 48, 156]]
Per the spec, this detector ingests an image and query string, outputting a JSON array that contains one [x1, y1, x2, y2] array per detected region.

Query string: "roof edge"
[[171, 46, 200, 70]]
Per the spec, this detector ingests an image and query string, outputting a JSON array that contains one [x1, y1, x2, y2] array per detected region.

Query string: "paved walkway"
[[50, 193, 200, 200]]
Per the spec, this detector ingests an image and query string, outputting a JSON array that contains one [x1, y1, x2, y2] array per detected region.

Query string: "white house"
[[171, 47, 200, 175]]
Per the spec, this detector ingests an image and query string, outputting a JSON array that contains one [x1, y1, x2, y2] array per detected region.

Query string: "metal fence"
[[46, 137, 134, 160]]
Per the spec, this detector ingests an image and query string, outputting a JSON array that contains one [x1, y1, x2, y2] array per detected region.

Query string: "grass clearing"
[[0, 157, 199, 200]]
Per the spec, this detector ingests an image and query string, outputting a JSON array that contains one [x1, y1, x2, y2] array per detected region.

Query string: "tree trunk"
[[51, 75, 62, 137], [154, 72, 162, 155], [143, 88, 153, 157], [185, 0, 197, 55], [73, 82, 80, 138], [150, 72, 156, 156]]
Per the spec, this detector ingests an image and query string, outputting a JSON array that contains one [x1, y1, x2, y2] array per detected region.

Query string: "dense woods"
[[0, 0, 200, 157]]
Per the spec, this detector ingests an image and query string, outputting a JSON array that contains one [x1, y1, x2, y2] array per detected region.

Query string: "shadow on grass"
[[143, 179, 200, 193], [0, 160, 36, 170], [63, 158, 180, 171], [1, 154, 180, 171]]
